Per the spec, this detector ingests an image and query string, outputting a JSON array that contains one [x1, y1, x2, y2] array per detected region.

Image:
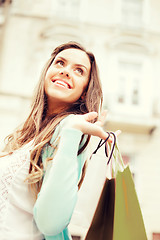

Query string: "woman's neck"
[[46, 104, 70, 117]]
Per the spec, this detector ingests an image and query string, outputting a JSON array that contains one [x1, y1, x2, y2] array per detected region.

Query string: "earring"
[[81, 92, 86, 100]]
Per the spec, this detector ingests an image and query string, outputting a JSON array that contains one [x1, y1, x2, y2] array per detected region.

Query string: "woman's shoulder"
[[41, 115, 76, 159], [50, 114, 75, 144], [58, 114, 74, 127]]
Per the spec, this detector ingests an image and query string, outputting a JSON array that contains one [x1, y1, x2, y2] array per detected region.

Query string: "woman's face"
[[44, 48, 91, 114]]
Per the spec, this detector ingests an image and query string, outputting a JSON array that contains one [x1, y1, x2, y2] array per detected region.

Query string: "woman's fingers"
[[115, 130, 122, 137], [80, 122, 109, 140], [67, 112, 121, 141], [99, 110, 107, 123], [83, 110, 107, 125], [83, 112, 98, 122], [108, 130, 122, 143], [95, 110, 107, 126], [81, 111, 109, 139]]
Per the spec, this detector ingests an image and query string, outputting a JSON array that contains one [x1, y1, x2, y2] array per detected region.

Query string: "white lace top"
[[0, 142, 44, 240], [0, 116, 87, 240]]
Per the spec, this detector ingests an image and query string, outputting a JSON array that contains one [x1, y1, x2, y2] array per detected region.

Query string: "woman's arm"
[[33, 112, 120, 236], [33, 127, 86, 236]]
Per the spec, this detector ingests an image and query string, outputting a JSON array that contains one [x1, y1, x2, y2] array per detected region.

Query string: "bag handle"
[[105, 132, 116, 165], [90, 131, 116, 165]]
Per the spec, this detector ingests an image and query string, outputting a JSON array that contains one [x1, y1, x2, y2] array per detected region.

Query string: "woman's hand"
[[67, 111, 121, 141]]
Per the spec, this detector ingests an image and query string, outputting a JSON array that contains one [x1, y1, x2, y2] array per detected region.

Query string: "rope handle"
[[90, 131, 116, 164]]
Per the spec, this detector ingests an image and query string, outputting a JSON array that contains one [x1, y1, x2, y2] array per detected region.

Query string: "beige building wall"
[[0, 0, 160, 239]]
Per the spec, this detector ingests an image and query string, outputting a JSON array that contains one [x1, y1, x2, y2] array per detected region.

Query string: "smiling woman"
[[0, 42, 110, 240], [44, 48, 91, 115]]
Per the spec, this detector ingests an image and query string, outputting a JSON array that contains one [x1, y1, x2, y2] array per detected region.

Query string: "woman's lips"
[[51, 79, 71, 89]]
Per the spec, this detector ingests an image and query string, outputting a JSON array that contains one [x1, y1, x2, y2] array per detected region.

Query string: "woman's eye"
[[75, 68, 83, 75], [55, 60, 64, 66]]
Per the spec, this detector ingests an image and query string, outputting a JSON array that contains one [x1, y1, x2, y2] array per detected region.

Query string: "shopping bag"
[[85, 132, 147, 240]]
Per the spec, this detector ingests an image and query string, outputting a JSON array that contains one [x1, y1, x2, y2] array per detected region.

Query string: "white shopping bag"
[[69, 137, 110, 238]]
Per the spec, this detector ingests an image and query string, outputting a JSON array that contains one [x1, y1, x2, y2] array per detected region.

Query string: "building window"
[[0, 0, 12, 26], [117, 76, 126, 104], [0, 0, 12, 5], [132, 79, 139, 105], [54, 0, 80, 21], [153, 233, 160, 240], [121, 0, 143, 28], [117, 60, 142, 107]]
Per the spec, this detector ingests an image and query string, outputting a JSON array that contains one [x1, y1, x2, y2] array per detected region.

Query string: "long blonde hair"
[[4, 42, 103, 196]]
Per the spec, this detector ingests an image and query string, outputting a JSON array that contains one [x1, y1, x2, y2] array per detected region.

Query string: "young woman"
[[0, 42, 114, 240]]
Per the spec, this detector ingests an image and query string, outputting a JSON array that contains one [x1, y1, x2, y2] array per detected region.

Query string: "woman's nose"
[[60, 70, 70, 78]]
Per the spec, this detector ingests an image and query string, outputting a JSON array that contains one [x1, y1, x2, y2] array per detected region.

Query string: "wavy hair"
[[4, 42, 103, 197]]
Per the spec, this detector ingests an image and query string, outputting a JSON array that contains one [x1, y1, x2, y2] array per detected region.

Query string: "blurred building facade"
[[0, 0, 160, 239]]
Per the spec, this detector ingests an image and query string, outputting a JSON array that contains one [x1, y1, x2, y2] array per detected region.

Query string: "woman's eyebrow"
[[56, 56, 88, 71], [74, 64, 88, 71], [55, 56, 66, 61]]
